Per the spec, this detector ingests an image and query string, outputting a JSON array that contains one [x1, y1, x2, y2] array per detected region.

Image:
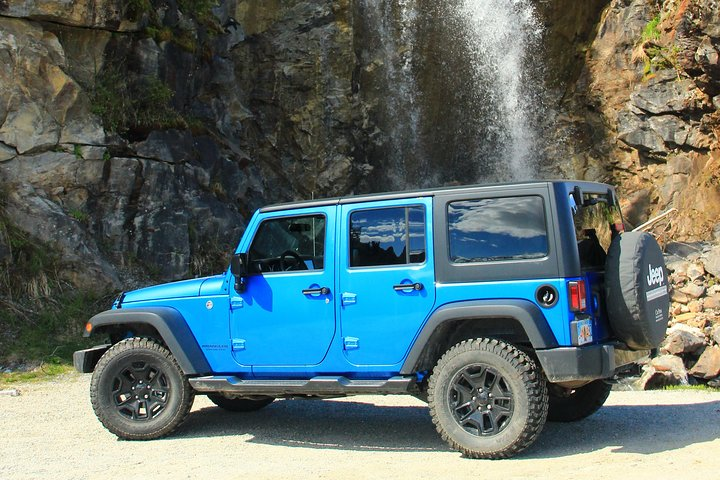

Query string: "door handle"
[[393, 282, 424, 292], [302, 286, 330, 296]]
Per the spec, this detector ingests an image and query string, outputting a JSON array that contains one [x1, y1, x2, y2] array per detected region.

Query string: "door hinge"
[[231, 339, 246, 351], [230, 297, 243, 310], [341, 292, 357, 306], [343, 337, 359, 350]]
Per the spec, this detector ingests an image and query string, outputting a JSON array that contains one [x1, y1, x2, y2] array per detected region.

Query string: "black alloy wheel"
[[428, 338, 548, 459], [90, 338, 194, 440], [448, 364, 515, 436]]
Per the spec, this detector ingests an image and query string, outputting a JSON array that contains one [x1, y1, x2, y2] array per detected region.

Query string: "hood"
[[121, 275, 222, 305]]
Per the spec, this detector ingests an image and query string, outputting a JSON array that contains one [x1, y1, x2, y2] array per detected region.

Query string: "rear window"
[[570, 193, 624, 269], [448, 196, 548, 263]]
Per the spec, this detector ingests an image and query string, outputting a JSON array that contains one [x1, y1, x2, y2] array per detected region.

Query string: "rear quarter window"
[[447, 196, 548, 263]]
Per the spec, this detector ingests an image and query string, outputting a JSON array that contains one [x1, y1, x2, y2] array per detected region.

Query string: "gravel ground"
[[1, 373, 719, 480]]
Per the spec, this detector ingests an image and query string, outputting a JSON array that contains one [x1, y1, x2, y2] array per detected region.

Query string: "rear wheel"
[[207, 394, 274, 412], [547, 380, 612, 422], [428, 338, 548, 459], [90, 338, 194, 440]]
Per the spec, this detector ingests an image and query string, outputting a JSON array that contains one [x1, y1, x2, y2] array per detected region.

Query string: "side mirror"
[[230, 253, 248, 292]]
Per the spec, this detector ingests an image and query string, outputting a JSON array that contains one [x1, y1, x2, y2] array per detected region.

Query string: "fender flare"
[[86, 307, 211, 375], [400, 299, 559, 374]]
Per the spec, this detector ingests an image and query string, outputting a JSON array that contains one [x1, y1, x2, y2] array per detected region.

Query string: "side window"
[[448, 196, 548, 263], [248, 215, 325, 272], [349, 206, 426, 267]]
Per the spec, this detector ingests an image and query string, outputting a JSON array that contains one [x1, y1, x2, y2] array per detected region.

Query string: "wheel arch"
[[401, 300, 559, 375], [85, 307, 211, 375]]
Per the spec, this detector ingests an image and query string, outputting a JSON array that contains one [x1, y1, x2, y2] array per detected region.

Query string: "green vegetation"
[[0, 362, 75, 387], [663, 384, 720, 392], [177, 0, 219, 24], [641, 15, 661, 43], [73, 144, 84, 160], [127, 0, 154, 22], [68, 209, 89, 223], [90, 65, 187, 135], [634, 14, 680, 79], [0, 194, 112, 373]]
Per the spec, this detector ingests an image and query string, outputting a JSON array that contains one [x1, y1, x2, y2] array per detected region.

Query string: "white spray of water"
[[458, 0, 545, 180]]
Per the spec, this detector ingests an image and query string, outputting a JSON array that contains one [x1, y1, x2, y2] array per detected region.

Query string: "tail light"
[[568, 280, 587, 312]]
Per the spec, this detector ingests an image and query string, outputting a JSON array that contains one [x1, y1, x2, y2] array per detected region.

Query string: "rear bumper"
[[73, 344, 110, 373], [536, 343, 649, 383]]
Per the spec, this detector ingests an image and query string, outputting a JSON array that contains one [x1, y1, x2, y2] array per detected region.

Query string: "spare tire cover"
[[605, 231, 669, 350]]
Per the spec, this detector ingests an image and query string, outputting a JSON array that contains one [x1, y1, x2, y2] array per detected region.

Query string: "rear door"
[[338, 198, 436, 366]]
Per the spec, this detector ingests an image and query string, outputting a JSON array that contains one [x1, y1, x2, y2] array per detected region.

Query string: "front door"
[[339, 198, 436, 366], [230, 207, 336, 366]]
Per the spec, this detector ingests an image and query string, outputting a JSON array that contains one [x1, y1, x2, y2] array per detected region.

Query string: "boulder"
[[681, 283, 706, 299], [701, 245, 720, 278], [635, 368, 679, 390], [661, 324, 706, 355], [713, 326, 720, 346], [687, 300, 704, 314], [688, 346, 720, 379], [687, 263, 706, 281], [651, 354, 689, 381], [670, 289, 690, 304], [705, 294, 720, 310], [636, 354, 689, 389]]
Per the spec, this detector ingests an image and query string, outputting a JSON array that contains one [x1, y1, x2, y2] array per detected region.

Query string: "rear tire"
[[547, 380, 611, 422], [90, 338, 194, 440], [207, 394, 274, 412], [428, 338, 548, 459]]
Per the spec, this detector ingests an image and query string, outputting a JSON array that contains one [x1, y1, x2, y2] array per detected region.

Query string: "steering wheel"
[[279, 250, 308, 271]]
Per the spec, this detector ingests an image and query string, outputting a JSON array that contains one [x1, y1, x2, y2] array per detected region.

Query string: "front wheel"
[[428, 338, 548, 459], [547, 380, 612, 422], [90, 338, 194, 440]]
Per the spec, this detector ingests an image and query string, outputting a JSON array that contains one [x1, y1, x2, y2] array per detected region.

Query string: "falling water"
[[359, 0, 547, 189], [457, 0, 545, 180], [357, 0, 438, 189]]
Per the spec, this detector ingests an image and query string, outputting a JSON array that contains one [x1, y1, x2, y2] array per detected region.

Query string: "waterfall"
[[457, 0, 545, 181], [358, 0, 437, 189], [357, 0, 547, 189]]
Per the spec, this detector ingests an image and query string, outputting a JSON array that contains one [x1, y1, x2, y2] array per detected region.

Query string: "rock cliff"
[[0, 0, 718, 295]]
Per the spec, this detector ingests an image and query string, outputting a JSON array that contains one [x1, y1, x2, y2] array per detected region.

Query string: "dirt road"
[[1, 373, 719, 480]]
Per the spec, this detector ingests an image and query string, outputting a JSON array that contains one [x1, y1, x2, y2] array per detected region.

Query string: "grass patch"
[[0, 292, 111, 366], [641, 15, 661, 43], [663, 384, 720, 392], [90, 65, 187, 136], [0, 361, 75, 388]]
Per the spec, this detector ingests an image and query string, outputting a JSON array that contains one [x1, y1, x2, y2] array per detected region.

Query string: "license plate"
[[576, 319, 593, 345]]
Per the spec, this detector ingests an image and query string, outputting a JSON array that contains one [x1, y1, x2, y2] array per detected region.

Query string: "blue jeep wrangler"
[[75, 180, 669, 458]]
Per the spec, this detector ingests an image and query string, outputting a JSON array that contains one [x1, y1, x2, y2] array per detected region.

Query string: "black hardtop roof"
[[260, 179, 615, 213]]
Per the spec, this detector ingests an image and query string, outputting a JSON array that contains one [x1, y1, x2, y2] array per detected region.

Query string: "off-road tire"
[[428, 338, 548, 459], [207, 394, 275, 412], [90, 337, 194, 440], [547, 380, 612, 422]]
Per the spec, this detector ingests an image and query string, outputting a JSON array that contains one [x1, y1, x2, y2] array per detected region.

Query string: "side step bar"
[[189, 375, 414, 396]]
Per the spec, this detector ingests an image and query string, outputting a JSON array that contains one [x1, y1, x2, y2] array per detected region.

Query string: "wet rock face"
[[0, 0, 719, 294]]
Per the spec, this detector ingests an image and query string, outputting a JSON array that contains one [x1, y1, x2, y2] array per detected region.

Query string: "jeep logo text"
[[646, 264, 664, 287]]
